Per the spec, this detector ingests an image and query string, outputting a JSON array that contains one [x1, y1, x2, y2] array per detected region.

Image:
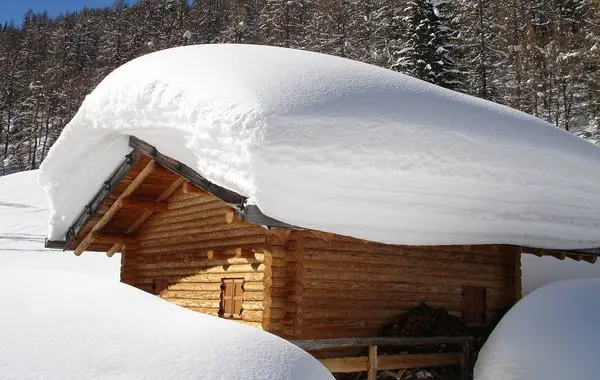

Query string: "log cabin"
[[45, 136, 600, 342]]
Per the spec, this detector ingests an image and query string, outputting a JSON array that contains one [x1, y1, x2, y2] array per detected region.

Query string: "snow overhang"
[[45, 136, 598, 264]]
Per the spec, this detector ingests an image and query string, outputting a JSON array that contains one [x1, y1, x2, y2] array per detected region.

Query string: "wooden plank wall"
[[120, 184, 269, 329], [293, 236, 520, 339]]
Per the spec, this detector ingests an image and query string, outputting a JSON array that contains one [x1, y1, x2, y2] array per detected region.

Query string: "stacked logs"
[[383, 303, 467, 339]]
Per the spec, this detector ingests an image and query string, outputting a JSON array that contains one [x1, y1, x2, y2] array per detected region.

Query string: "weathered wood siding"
[[119, 181, 520, 337], [290, 235, 520, 339], [120, 184, 269, 329]]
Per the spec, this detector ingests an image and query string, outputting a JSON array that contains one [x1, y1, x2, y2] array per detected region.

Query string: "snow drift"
[[39, 44, 600, 249], [0, 267, 332, 380], [474, 279, 600, 380], [0, 170, 120, 277]]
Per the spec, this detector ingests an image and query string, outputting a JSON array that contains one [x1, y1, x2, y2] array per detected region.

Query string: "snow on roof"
[[39, 44, 600, 249], [0, 267, 332, 379], [474, 279, 600, 379]]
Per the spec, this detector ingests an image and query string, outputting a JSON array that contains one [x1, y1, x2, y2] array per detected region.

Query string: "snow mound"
[[39, 44, 600, 249], [0, 267, 332, 380], [474, 279, 600, 380], [0, 170, 119, 277]]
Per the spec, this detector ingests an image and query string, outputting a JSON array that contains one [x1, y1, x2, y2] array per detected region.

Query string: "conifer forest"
[[1, 0, 599, 174]]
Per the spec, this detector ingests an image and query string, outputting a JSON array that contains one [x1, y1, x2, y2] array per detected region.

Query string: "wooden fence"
[[290, 336, 474, 380]]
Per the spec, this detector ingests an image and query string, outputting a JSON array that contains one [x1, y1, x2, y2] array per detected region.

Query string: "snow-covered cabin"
[[41, 45, 600, 343]]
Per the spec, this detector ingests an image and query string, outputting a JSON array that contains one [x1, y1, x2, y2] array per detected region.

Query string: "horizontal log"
[[291, 336, 474, 351], [303, 249, 505, 268], [138, 226, 259, 248], [139, 223, 258, 241], [169, 299, 220, 309], [301, 258, 505, 280], [294, 318, 388, 331], [128, 263, 266, 277], [240, 310, 263, 322], [136, 235, 267, 255], [300, 278, 507, 297], [152, 201, 230, 221], [240, 301, 265, 311], [161, 289, 264, 302], [135, 255, 264, 269], [163, 281, 262, 292], [93, 232, 138, 245], [169, 193, 216, 208], [303, 238, 508, 258], [300, 291, 459, 305], [302, 269, 505, 289], [300, 308, 412, 321], [123, 272, 265, 283], [142, 207, 232, 227], [139, 215, 236, 234], [321, 353, 462, 373], [122, 198, 168, 212], [161, 290, 221, 300]]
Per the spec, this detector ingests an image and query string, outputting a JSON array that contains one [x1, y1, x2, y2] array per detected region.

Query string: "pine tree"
[[393, 0, 462, 90], [457, 0, 507, 101]]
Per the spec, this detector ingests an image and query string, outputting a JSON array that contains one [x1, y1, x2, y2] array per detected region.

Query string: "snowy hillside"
[[0, 170, 120, 277], [40, 44, 600, 250]]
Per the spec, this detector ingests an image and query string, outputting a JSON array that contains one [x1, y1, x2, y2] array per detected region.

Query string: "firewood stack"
[[383, 303, 467, 339]]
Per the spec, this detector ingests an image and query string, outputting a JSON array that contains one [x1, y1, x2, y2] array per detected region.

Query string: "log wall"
[[120, 184, 269, 329], [292, 235, 520, 339], [119, 181, 520, 338]]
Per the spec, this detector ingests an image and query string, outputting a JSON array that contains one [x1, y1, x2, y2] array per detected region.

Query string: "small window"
[[462, 286, 486, 324], [220, 279, 244, 319]]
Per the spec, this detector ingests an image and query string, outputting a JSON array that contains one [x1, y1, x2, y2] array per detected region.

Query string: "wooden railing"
[[290, 336, 474, 380]]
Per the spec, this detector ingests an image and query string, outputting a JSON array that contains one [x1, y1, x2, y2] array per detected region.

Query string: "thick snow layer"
[[0, 170, 120, 277], [474, 279, 600, 380], [39, 44, 600, 249], [0, 267, 332, 380]]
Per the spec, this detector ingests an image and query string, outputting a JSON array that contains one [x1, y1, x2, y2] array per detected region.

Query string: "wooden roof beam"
[[74, 160, 156, 256], [183, 181, 205, 195]]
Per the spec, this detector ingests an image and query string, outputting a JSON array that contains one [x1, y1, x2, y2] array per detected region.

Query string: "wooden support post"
[[367, 345, 378, 380], [460, 341, 470, 380], [74, 160, 155, 256]]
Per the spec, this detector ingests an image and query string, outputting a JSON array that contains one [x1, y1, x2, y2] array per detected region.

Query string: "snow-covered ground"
[[0, 170, 120, 277], [40, 44, 600, 250], [0, 171, 333, 379], [0, 267, 332, 380], [475, 279, 600, 380]]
